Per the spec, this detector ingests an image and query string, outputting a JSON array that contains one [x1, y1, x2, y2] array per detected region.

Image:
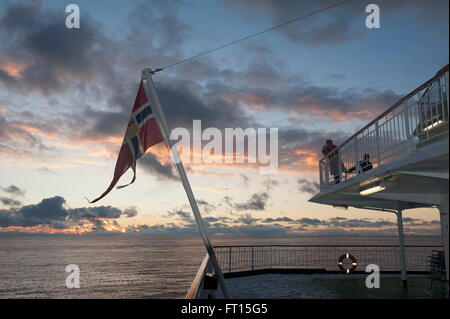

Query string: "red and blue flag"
[[88, 81, 164, 203]]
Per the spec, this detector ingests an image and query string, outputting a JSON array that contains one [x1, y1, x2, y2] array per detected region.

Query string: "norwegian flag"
[[88, 81, 164, 203]]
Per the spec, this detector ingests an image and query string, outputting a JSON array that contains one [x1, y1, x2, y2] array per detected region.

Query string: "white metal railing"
[[319, 65, 449, 191], [214, 245, 443, 273]]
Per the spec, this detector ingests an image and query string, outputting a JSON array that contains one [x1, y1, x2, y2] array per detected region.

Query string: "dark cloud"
[[0, 3, 115, 95], [236, 213, 260, 225], [325, 217, 395, 228], [204, 216, 232, 224], [0, 197, 21, 207], [294, 217, 323, 226], [139, 153, 177, 181], [156, 80, 250, 130], [297, 178, 320, 195], [79, 106, 130, 141], [0, 196, 137, 228], [197, 199, 216, 214], [68, 206, 122, 220], [1, 184, 25, 196], [123, 207, 138, 218], [225, 192, 269, 211], [0, 200, 441, 236], [262, 217, 294, 223], [166, 209, 194, 223], [246, 84, 402, 121]]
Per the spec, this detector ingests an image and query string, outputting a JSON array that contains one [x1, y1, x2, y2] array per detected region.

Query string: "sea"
[[0, 235, 442, 299]]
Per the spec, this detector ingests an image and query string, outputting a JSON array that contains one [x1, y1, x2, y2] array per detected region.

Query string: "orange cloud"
[[0, 60, 27, 77]]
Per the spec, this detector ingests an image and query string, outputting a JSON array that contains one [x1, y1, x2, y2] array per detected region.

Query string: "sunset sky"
[[0, 0, 448, 236]]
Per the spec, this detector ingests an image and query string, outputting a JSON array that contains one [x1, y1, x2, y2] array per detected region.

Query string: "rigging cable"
[[156, 0, 352, 72]]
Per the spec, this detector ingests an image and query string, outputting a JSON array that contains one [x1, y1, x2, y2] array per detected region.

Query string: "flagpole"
[[141, 68, 231, 299]]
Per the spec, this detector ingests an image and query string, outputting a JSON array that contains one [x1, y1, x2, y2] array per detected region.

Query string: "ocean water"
[[0, 236, 442, 299]]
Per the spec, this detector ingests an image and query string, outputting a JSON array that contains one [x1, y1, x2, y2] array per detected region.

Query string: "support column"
[[396, 210, 408, 287], [438, 195, 449, 282]]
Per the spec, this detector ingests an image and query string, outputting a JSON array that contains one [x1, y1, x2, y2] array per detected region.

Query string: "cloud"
[[166, 209, 194, 223], [155, 80, 250, 130], [139, 153, 177, 181], [0, 201, 441, 236], [325, 217, 395, 228], [262, 217, 294, 223], [0, 197, 21, 207], [0, 196, 138, 229], [236, 213, 260, 225], [1, 184, 25, 196], [123, 207, 138, 218], [239, 84, 402, 122], [68, 206, 122, 220], [197, 199, 216, 214], [297, 178, 320, 195], [0, 2, 115, 95], [277, 128, 349, 172], [225, 192, 269, 211], [294, 217, 323, 226], [222, 0, 448, 46]]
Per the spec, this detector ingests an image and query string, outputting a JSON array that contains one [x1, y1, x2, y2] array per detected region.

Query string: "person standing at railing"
[[322, 139, 346, 184]]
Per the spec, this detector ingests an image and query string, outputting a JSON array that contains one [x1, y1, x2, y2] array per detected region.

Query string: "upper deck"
[[309, 65, 449, 210]]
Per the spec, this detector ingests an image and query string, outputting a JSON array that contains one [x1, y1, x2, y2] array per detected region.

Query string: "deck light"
[[360, 183, 386, 196], [424, 120, 444, 131]]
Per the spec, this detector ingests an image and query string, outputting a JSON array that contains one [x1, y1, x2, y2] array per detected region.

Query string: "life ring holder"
[[338, 253, 357, 274]]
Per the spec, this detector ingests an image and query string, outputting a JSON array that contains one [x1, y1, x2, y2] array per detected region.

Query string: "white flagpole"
[[141, 68, 231, 299]]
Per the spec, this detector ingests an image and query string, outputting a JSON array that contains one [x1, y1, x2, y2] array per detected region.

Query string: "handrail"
[[318, 64, 449, 190], [185, 254, 209, 299], [214, 244, 442, 248], [213, 245, 443, 274], [324, 64, 449, 155]]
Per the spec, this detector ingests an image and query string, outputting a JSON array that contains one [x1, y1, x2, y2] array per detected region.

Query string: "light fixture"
[[424, 120, 444, 131], [360, 183, 386, 196], [333, 205, 348, 210]]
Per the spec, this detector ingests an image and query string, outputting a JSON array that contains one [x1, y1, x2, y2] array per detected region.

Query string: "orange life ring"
[[338, 253, 357, 274]]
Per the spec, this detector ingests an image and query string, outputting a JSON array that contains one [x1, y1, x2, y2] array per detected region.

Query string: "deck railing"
[[319, 65, 449, 191], [214, 245, 442, 273]]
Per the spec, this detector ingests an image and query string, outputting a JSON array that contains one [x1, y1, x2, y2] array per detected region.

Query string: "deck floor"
[[225, 273, 445, 299]]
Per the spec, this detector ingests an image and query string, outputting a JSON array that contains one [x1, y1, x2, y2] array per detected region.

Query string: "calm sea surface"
[[0, 236, 442, 298]]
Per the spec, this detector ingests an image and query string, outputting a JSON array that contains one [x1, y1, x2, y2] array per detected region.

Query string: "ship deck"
[[225, 273, 436, 299]]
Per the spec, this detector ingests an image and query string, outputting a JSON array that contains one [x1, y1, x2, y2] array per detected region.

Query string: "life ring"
[[338, 253, 357, 274]]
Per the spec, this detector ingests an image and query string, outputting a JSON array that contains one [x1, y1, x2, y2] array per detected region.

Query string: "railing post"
[[446, 71, 449, 122], [396, 210, 408, 288], [319, 161, 324, 191], [354, 136, 360, 175], [338, 148, 342, 183], [404, 106, 413, 152], [251, 247, 254, 271], [375, 121, 381, 167], [228, 247, 232, 273]]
